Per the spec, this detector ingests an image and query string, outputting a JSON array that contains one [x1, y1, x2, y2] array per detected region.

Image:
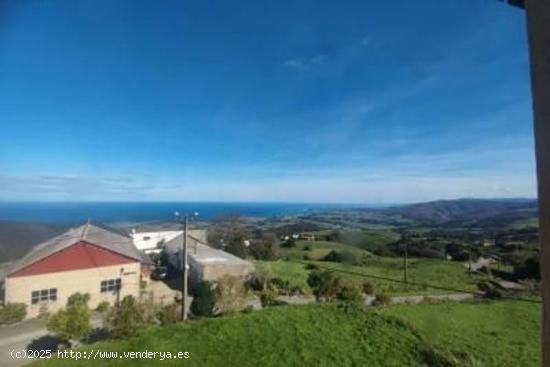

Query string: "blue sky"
[[0, 0, 535, 203]]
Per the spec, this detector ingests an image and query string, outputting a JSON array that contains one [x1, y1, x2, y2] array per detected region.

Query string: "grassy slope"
[[337, 229, 400, 252], [380, 300, 541, 366], [33, 305, 429, 367], [276, 240, 367, 261], [255, 257, 485, 296]]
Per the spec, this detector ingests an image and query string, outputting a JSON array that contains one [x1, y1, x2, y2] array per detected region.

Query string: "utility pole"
[[181, 214, 188, 321], [468, 246, 472, 277], [403, 243, 408, 289]]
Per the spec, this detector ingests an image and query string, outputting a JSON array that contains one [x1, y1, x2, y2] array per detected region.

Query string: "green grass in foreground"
[[380, 300, 541, 366], [33, 305, 429, 367], [256, 256, 485, 296]]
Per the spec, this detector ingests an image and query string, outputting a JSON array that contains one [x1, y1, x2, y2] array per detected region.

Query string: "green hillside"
[[381, 300, 541, 366], [33, 305, 430, 367], [255, 257, 485, 296]]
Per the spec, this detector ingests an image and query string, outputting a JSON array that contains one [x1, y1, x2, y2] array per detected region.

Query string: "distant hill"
[[385, 198, 537, 224], [0, 221, 67, 263]]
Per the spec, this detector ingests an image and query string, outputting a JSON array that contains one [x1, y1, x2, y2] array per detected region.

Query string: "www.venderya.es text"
[[10, 349, 190, 361]]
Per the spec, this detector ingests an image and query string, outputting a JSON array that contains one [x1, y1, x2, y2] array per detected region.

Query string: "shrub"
[[259, 289, 277, 307], [322, 250, 343, 263], [108, 295, 145, 339], [268, 277, 291, 294], [281, 238, 296, 248], [305, 263, 319, 270], [0, 303, 27, 325], [245, 273, 266, 292], [241, 305, 254, 313], [303, 244, 311, 251], [362, 281, 374, 295], [337, 285, 364, 304], [307, 270, 341, 301], [514, 256, 541, 280], [215, 275, 247, 314], [96, 301, 110, 312], [191, 281, 217, 317], [47, 292, 91, 341], [477, 281, 503, 299], [372, 293, 391, 306], [157, 303, 179, 325]]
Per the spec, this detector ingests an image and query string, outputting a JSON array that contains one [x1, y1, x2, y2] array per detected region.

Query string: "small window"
[[31, 291, 39, 305], [31, 288, 57, 304], [100, 278, 122, 293]]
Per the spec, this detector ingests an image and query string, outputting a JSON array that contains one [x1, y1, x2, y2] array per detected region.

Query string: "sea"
[[0, 202, 370, 226]]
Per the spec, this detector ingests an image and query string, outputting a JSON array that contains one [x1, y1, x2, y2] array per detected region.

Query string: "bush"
[[372, 293, 391, 306], [47, 292, 91, 341], [307, 270, 341, 301], [268, 277, 291, 295], [245, 273, 266, 292], [281, 238, 296, 248], [96, 301, 110, 312], [215, 275, 247, 314], [323, 250, 343, 263], [337, 285, 364, 303], [259, 289, 277, 307], [157, 303, 179, 325], [477, 281, 503, 299], [108, 295, 145, 339], [303, 244, 312, 251], [305, 263, 319, 270], [0, 303, 27, 325], [362, 281, 374, 295], [514, 256, 540, 280], [191, 281, 217, 317]]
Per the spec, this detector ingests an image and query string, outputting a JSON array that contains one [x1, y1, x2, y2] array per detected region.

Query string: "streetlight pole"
[[181, 214, 188, 321], [175, 211, 198, 321]]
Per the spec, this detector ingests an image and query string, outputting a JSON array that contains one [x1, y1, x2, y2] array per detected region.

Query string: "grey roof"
[[164, 234, 252, 266], [6, 222, 144, 277]]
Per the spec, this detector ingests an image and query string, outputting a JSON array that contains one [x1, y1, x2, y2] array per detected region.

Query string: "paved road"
[[0, 315, 102, 367]]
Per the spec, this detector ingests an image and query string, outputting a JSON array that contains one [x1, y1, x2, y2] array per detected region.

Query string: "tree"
[[47, 292, 91, 342], [209, 214, 249, 249], [108, 295, 145, 339], [191, 281, 217, 317], [249, 232, 277, 260], [307, 270, 341, 301]]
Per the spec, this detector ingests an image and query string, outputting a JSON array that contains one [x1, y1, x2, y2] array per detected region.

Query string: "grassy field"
[[255, 257, 485, 296], [276, 240, 367, 261], [32, 305, 431, 367], [336, 229, 400, 252], [508, 217, 539, 230], [380, 300, 542, 366], [32, 301, 540, 367]]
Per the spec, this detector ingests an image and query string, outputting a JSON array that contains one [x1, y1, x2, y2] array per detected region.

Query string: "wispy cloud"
[[283, 55, 326, 69]]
